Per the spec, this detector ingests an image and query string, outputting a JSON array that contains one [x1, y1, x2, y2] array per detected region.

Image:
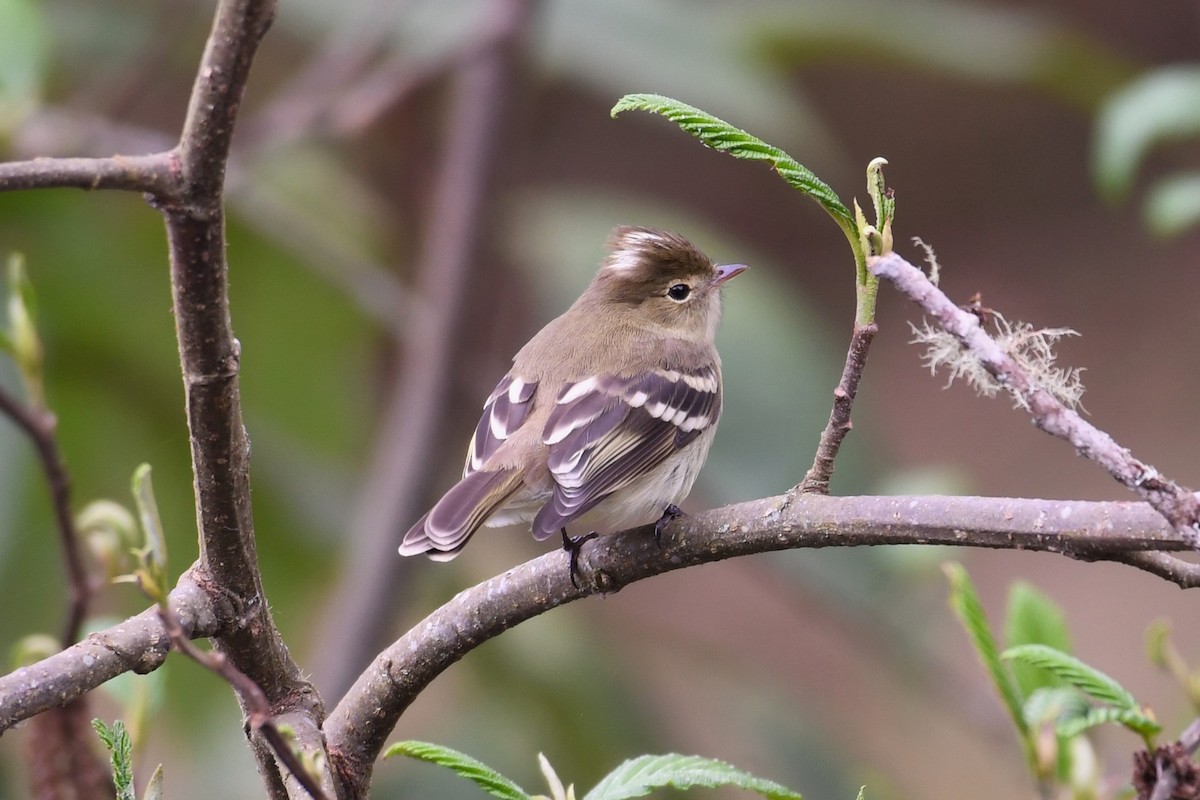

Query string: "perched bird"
[[399, 226, 745, 577]]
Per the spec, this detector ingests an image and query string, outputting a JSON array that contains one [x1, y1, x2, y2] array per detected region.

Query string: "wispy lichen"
[[912, 236, 940, 286], [911, 313, 1086, 410]]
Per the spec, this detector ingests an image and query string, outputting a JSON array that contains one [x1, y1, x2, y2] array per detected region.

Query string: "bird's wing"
[[399, 373, 538, 559], [464, 374, 538, 476], [530, 365, 720, 540]]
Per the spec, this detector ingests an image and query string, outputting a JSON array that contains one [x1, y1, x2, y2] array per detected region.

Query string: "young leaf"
[[1004, 582, 1073, 696], [1001, 645, 1139, 711], [611, 93, 854, 234], [385, 740, 532, 800], [1056, 706, 1161, 740], [92, 718, 136, 800], [142, 763, 164, 800], [582, 753, 803, 800], [943, 564, 1032, 747]]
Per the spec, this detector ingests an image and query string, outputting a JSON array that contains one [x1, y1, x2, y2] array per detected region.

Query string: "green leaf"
[[1001, 644, 1138, 711], [1022, 686, 1089, 729], [384, 740, 532, 800], [943, 564, 1032, 749], [91, 719, 136, 800], [1093, 66, 1200, 202], [583, 753, 804, 800], [1004, 582, 1073, 696], [130, 463, 168, 599], [1143, 171, 1200, 237], [1056, 705, 1160, 740], [611, 93, 854, 234], [6, 252, 44, 407]]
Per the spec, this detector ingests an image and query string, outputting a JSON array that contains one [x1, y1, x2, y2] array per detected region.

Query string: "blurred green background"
[[3, 0, 1200, 798]]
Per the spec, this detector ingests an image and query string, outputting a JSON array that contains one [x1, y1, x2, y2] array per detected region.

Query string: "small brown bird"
[[399, 226, 745, 574]]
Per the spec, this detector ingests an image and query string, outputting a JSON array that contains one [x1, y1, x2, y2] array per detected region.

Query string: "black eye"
[[666, 283, 691, 301]]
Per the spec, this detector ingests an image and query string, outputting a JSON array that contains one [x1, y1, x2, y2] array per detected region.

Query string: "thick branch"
[[0, 573, 218, 731], [870, 252, 1200, 542], [324, 492, 1189, 794]]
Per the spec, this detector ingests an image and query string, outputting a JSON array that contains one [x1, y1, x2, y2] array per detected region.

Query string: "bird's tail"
[[399, 468, 523, 560]]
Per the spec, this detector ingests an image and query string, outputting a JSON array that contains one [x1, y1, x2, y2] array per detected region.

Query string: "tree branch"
[[0, 572, 218, 731], [153, 1, 325, 795], [0, 385, 89, 645], [158, 605, 332, 800], [0, 153, 174, 195], [799, 322, 877, 494], [323, 491, 1189, 794], [870, 252, 1200, 543]]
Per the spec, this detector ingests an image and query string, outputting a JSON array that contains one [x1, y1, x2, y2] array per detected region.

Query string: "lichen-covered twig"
[[870, 251, 1200, 544]]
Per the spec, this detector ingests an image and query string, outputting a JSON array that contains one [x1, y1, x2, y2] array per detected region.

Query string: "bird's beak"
[[712, 263, 748, 287]]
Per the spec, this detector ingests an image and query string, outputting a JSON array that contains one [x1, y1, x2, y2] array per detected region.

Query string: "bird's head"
[[585, 226, 746, 342]]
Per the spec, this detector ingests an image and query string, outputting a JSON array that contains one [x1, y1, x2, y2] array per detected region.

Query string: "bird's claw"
[[654, 504, 684, 547], [561, 528, 598, 587]]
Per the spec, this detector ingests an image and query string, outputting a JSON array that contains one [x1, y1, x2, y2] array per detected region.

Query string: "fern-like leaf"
[[584, 754, 803, 800], [944, 565, 1030, 742], [384, 740, 531, 800], [1056, 706, 1162, 740], [611, 94, 854, 234], [1002, 644, 1139, 711]]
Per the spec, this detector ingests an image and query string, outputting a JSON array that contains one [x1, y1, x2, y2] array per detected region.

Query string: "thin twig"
[[798, 322, 877, 494], [1111, 552, 1200, 588], [870, 252, 1200, 542], [0, 384, 89, 645], [158, 605, 332, 800], [0, 153, 174, 196], [312, 0, 537, 700]]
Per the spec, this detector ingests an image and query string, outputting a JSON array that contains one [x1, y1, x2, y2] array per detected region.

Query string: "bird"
[[399, 225, 746, 580]]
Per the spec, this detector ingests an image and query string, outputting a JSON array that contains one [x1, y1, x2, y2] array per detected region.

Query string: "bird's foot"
[[654, 504, 685, 547], [561, 528, 599, 588]]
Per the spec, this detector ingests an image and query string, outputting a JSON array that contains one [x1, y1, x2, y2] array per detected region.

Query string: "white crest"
[[606, 229, 665, 273]]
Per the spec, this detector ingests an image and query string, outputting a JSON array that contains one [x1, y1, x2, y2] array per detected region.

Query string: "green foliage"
[[583, 754, 804, 800], [92, 718, 136, 800], [610, 93, 886, 325], [948, 564, 1164, 797], [385, 740, 532, 800], [1145, 619, 1200, 710], [388, 742, 812, 800], [5, 253, 45, 408], [1093, 65, 1200, 234], [116, 464, 169, 605], [1001, 644, 1160, 742], [610, 93, 853, 235], [942, 563, 1032, 764], [1004, 582, 1073, 697]]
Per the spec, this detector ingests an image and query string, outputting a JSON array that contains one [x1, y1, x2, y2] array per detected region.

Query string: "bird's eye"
[[666, 283, 691, 301]]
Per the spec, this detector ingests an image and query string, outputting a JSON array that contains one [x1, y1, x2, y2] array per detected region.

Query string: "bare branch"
[[324, 491, 1189, 793], [799, 322, 877, 494], [158, 605, 333, 800], [0, 153, 174, 195], [870, 252, 1200, 542], [0, 384, 89, 645], [0, 573, 218, 731]]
